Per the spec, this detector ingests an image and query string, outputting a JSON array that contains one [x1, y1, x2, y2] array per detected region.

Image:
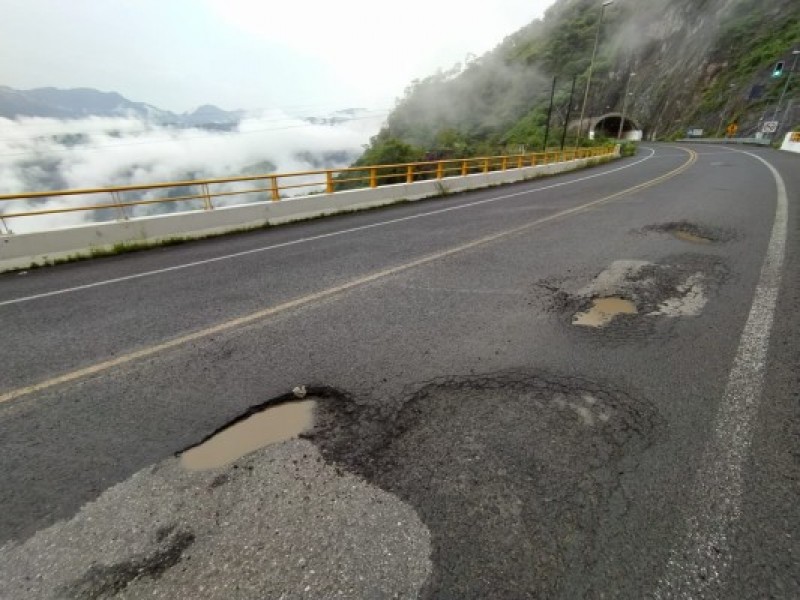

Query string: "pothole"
[[641, 221, 734, 245], [672, 230, 712, 244], [311, 372, 662, 598], [572, 297, 638, 328], [181, 399, 316, 470], [537, 255, 730, 340]]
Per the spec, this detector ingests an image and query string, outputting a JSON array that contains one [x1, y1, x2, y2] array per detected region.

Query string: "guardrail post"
[[531, 154, 537, 166], [483, 158, 490, 174], [370, 167, 377, 188], [501, 156, 508, 171], [461, 161, 468, 176], [111, 192, 128, 220], [436, 162, 444, 179], [0, 216, 10, 234], [326, 171, 334, 194], [517, 156, 523, 169], [202, 184, 214, 210], [270, 176, 280, 201], [406, 165, 414, 184]]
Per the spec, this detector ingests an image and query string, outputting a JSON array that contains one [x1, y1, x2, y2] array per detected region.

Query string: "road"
[[1, 144, 798, 599]]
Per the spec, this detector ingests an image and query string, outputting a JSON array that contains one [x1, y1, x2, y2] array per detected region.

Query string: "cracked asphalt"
[[1, 144, 799, 599]]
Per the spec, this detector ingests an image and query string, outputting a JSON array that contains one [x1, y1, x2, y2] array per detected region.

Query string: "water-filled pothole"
[[572, 297, 638, 328], [672, 230, 712, 244], [181, 400, 316, 470]]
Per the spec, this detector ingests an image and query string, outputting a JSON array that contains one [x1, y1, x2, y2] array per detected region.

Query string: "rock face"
[[368, 0, 799, 156], [590, 0, 800, 139]]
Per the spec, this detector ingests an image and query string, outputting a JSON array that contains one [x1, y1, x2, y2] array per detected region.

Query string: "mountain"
[[181, 104, 246, 127], [0, 86, 243, 126], [355, 0, 800, 165]]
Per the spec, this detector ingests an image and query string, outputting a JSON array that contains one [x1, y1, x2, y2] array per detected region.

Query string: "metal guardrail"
[[0, 146, 615, 233], [679, 137, 772, 146]]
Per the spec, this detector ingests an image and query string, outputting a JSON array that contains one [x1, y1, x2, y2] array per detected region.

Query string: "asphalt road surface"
[[1, 144, 798, 599]]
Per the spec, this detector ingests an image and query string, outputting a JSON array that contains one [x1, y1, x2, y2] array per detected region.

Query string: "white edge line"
[[654, 148, 789, 597], [0, 148, 657, 307]]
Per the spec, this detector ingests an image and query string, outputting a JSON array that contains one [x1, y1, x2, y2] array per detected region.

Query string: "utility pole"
[[773, 49, 800, 135], [543, 76, 557, 151], [561, 75, 578, 150], [617, 71, 635, 139], [576, 0, 613, 147]]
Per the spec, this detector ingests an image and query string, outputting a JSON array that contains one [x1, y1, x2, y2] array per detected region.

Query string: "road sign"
[[726, 123, 738, 137], [762, 121, 779, 134]]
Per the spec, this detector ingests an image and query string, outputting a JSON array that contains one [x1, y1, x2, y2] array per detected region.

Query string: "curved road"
[[1, 144, 799, 599]]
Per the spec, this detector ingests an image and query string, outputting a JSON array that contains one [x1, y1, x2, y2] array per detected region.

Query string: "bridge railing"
[[0, 146, 615, 233]]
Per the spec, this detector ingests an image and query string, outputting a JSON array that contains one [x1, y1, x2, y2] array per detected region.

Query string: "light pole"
[[773, 49, 800, 132], [617, 71, 635, 139], [576, 0, 613, 146]]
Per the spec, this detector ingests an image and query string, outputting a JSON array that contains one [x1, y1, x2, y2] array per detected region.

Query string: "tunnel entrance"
[[591, 113, 643, 141]]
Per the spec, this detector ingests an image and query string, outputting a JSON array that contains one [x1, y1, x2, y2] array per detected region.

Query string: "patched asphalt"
[[0, 438, 431, 600], [312, 373, 660, 599]]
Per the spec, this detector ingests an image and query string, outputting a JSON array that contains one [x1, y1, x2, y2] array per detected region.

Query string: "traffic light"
[[772, 61, 785, 78]]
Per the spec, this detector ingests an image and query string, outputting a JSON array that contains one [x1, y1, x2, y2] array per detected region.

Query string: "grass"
[[619, 142, 638, 157]]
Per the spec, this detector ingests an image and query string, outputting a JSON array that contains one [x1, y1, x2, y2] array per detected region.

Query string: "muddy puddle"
[[573, 297, 638, 328], [642, 222, 730, 245], [672, 230, 712, 244], [181, 400, 316, 470]]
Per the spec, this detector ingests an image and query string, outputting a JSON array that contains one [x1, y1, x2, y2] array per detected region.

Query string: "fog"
[[0, 110, 386, 233]]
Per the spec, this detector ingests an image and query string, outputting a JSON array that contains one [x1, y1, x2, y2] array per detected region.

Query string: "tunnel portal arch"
[[590, 113, 643, 141]]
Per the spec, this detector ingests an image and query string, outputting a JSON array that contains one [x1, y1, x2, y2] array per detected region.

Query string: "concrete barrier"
[[0, 151, 618, 272], [780, 131, 800, 154]]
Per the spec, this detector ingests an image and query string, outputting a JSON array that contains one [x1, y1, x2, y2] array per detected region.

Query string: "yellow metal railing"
[[0, 146, 616, 233]]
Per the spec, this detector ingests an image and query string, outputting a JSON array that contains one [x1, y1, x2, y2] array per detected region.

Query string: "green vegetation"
[[619, 141, 638, 157], [352, 0, 799, 161]]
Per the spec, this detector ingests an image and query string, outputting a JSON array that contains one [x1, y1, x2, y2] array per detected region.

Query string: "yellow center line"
[[0, 147, 697, 407]]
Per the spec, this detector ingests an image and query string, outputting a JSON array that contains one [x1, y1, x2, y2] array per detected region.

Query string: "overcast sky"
[[2, 0, 558, 114]]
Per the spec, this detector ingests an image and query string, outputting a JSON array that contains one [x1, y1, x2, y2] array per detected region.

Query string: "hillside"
[[356, 0, 800, 165]]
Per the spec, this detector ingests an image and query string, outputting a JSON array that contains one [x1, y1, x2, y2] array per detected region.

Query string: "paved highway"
[[1, 144, 798, 599]]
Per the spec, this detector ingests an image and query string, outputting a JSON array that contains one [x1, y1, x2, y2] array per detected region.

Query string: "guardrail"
[[0, 146, 615, 233], [679, 137, 772, 146]]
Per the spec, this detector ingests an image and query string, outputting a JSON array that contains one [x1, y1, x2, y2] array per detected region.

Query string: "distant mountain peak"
[[0, 86, 243, 126]]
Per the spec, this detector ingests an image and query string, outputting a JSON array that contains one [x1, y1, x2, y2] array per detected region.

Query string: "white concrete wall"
[[622, 131, 643, 141], [0, 150, 618, 272], [781, 132, 800, 154]]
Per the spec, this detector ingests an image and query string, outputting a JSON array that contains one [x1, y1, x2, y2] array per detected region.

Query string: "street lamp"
[[772, 48, 800, 133], [617, 71, 635, 139], [576, 0, 613, 146]]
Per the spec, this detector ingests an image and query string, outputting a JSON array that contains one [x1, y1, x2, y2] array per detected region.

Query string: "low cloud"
[[0, 110, 384, 232]]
